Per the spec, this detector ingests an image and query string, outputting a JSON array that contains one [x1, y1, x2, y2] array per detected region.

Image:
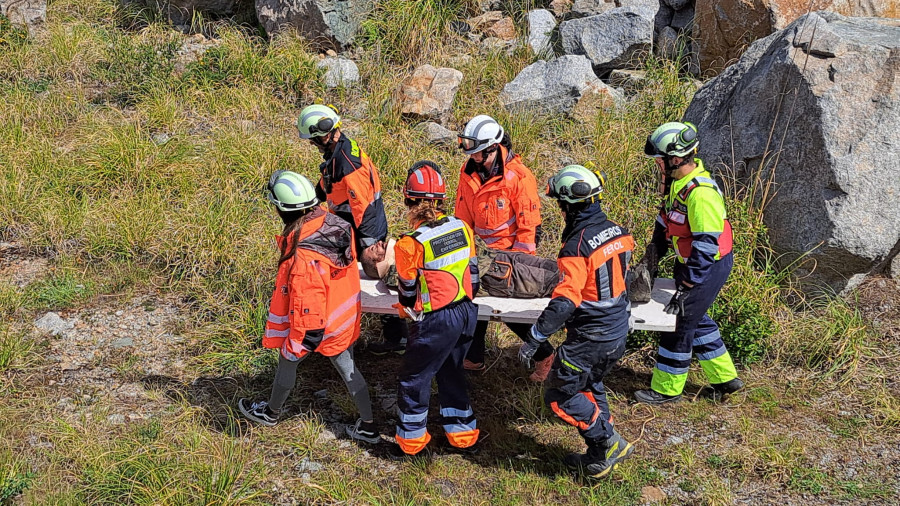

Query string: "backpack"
[[477, 244, 560, 298]]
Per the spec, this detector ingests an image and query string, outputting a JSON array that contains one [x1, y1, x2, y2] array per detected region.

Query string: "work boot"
[[368, 339, 407, 355], [564, 431, 634, 479], [346, 418, 381, 444], [699, 377, 744, 402], [238, 398, 279, 427], [633, 389, 682, 405], [530, 352, 555, 383]]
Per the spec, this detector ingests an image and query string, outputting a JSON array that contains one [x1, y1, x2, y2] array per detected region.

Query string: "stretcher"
[[359, 267, 677, 332]]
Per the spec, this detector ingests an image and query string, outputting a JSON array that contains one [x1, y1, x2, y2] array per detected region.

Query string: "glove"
[[519, 326, 548, 368], [392, 303, 410, 319], [664, 284, 691, 316]]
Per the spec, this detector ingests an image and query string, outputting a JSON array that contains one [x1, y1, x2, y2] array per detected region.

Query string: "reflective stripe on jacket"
[[394, 214, 478, 314], [263, 207, 362, 357], [317, 136, 388, 249], [454, 145, 541, 254], [659, 159, 733, 284]]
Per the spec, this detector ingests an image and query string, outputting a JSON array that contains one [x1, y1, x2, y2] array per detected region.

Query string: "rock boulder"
[[397, 65, 464, 123], [560, 5, 656, 73], [527, 9, 556, 56], [316, 57, 359, 88], [695, 0, 900, 74], [499, 54, 621, 115], [684, 12, 900, 292], [1, 0, 46, 31], [256, 0, 373, 49]]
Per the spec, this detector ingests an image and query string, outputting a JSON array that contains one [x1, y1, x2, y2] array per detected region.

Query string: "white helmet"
[[458, 115, 504, 155]]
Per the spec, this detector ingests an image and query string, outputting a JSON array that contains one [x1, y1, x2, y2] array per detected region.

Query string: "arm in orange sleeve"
[[532, 256, 587, 338], [394, 236, 423, 308], [288, 253, 328, 352], [454, 175, 475, 229], [511, 171, 541, 253]]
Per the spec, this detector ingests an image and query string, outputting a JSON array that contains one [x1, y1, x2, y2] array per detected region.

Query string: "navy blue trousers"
[[396, 300, 479, 446], [544, 331, 626, 442]]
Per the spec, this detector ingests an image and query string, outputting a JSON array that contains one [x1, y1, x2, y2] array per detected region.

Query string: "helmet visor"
[[643, 136, 664, 158]]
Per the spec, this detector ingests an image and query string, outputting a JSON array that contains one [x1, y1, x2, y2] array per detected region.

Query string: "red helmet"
[[404, 160, 446, 200]]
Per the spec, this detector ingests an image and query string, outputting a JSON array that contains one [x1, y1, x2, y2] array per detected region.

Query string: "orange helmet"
[[404, 160, 446, 200]]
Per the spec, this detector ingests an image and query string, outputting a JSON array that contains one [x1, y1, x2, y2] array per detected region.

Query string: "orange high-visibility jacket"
[[263, 207, 362, 358], [454, 145, 541, 254], [316, 136, 388, 249], [394, 214, 479, 313]]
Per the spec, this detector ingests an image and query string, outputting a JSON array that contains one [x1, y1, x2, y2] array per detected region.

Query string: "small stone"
[[151, 132, 170, 146], [107, 414, 126, 425], [325, 49, 337, 57], [34, 312, 74, 336], [115, 310, 124, 316], [641, 486, 666, 503], [486, 17, 517, 41], [666, 435, 684, 445], [314, 388, 328, 398], [110, 337, 133, 348], [550, 0, 573, 17], [414, 122, 456, 146], [447, 54, 473, 68], [297, 457, 323, 472], [527, 9, 556, 56], [316, 57, 360, 88], [468, 10, 504, 32]]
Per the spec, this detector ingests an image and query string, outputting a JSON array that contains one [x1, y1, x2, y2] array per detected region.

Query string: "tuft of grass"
[[26, 271, 92, 310], [0, 449, 34, 502], [358, 0, 471, 64]]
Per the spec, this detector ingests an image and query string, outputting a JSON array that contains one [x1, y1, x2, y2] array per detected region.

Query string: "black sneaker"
[[238, 398, 279, 427], [700, 377, 745, 401], [368, 340, 407, 355], [346, 418, 381, 444], [634, 389, 682, 405]]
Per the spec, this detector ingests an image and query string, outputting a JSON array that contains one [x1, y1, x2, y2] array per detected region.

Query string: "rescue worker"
[[519, 165, 636, 478], [296, 104, 409, 355], [238, 171, 379, 444], [454, 114, 549, 372], [634, 121, 744, 404], [392, 161, 481, 458]]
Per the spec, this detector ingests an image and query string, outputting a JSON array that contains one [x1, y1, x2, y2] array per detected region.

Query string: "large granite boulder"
[[695, 0, 900, 74], [560, 4, 656, 73], [684, 12, 900, 292], [256, 0, 373, 49], [499, 54, 621, 115], [316, 57, 359, 88]]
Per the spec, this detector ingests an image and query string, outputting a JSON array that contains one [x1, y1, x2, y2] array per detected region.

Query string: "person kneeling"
[[238, 171, 378, 444]]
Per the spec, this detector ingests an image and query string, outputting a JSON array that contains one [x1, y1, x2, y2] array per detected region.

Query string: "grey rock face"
[[0, 0, 46, 31], [684, 13, 900, 293], [316, 57, 359, 88], [256, 0, 373, 49], [527, 9, 556, 56], [560, 5, 655, 73], [499, 54, 619, 115]]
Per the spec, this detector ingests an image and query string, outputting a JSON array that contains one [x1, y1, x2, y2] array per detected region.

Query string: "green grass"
[[1, 0, 898, 504]]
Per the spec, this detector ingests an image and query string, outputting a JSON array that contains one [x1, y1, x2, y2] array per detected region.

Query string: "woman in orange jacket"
[[238, 171, 379, 444], [455, 115, 549, 372]]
